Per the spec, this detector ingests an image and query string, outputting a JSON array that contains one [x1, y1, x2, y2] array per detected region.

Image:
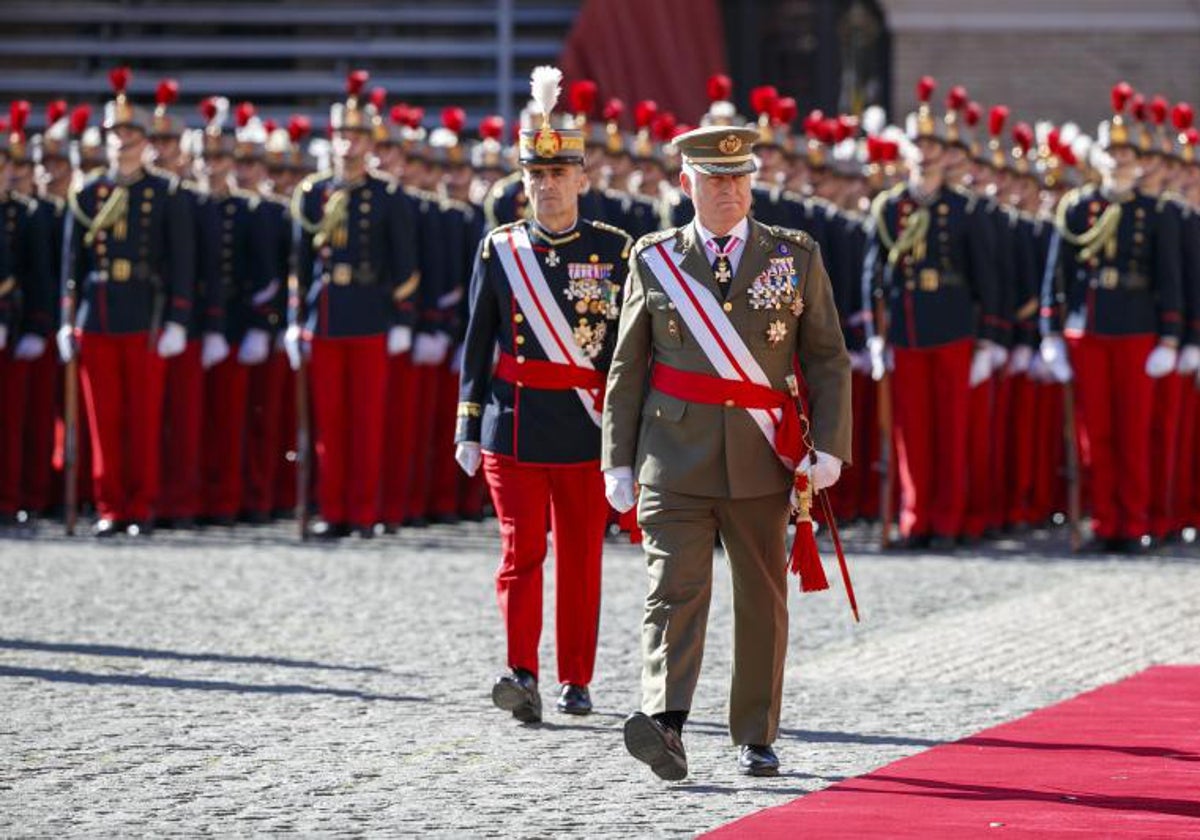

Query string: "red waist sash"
[[496, 352, 606, 411], [649, 362, 801, 467]]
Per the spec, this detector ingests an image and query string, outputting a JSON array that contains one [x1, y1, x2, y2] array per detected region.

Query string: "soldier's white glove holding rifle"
[[1038, 335, 1073, 383], [283, 324, 305, 371], [157, 321, 188, 359], [1144, 341, 1178, 379], [455, 441, 481, 477], [55, 325, 75, 363]]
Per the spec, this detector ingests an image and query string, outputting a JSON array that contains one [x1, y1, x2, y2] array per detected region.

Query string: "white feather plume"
[[862, 105, 887, 136], [1034, 120, 1054, 147], [1058, 121, 1079, 147], [530, 65, 563, 123], [210, 96, 230, 130]]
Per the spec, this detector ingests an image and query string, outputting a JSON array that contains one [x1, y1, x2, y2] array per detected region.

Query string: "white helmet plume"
[[530, 65, 563, 129]]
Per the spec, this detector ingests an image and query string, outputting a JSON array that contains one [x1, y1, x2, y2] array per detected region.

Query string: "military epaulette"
[[441, 196, 472, 215], [1157, 190, 1186, 212], [145, 163, 175, 182], [588, 219, 635, 258], [868, 184, 903, 248], [231, 186, 261, 209], [481, 221, 521, 259], [768, 225, 816, 252], [178, 178, 204, 197], [631, 227, 677, 256], [366, 167, 395, 186], [67, 178, 99, 227]]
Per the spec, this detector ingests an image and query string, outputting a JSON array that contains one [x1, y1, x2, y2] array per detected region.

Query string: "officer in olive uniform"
[[58, 68, 196, 537], [291, 70, 417, 538], [455, 66, 632, 724], [1040, 84, 1184, 551], [602, 125, 852, 779]]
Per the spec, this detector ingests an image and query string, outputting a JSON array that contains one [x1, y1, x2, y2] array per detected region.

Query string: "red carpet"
[[706, 666, 1200, 838]]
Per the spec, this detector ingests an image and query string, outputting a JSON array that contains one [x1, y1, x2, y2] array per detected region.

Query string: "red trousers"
[[892, 341, 973, 538], [53, 362, 94, 507], [1005, 373, 1038, 526], [0, 350, 56, 514], [428, 362, 462, 519], [964, 377, 996, 538], [242, 350, 289, 516], [379, 352, 416, 525], [201, 351, 250, 518], [483, 452, 606, 686], [79, 333, 166, 522], [405, 363, 440, 521], [1179, 381, 1199, 529], [159, 341, 203, 519], [1148, 373, 1186, 538], [828, 370, 879, 522], [1030, 382, 1067, 524], [309, 335, 386, 527], [1066, 334, 1156, 540]]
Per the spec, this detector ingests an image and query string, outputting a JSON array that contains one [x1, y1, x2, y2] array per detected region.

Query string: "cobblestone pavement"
[[1, 519, 1197, 837]]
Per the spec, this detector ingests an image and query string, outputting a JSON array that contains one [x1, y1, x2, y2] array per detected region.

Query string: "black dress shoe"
[[403, 516, 428, 529], [309, 520, 349, 540], [126, 521, 154, 537], [492, 669, 541, 723], [241, 511, 271, 526], [556, 684, 592, 715], [738, 744, 780, 777], [92, 518, 123, 538], [623, 712, 687, 781], [899, 534, 931, 551], [929, 535, 958, 553], [349, 526, 374, 540]]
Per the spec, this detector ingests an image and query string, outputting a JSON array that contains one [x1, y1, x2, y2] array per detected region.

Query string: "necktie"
[[709, 235, 734, 286]]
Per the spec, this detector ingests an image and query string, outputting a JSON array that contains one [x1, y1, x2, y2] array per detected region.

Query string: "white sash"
[[642, 240, 791, 469], [493, 225, 602, 426]]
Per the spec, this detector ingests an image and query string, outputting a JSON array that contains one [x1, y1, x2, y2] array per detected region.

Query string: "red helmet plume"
[[69, 104, 91, 136], [707, 73, 732, 103], [916, 76, 937, 103], [945, 85, 968, 112], [602, 97, 625, 123], [963, 102, 981, 128], [369, 87, 387, 112], [287, 115, 312, 143], [441, 106, 466, 134], [634, 99, 658, 129], [108, 66, 131, 94], [772, 96, 798, 125], [1172, 102, 1195, 131], [46, 99, 68, 125], [568, 80, 598, 116], [1111, 82, 1134, 114], [155, 79, 179, 107], [235, 101, 256, 129], [988, 105, 1009, 137], [478, 115, 504, 141], [346, 70, 369, 97], [9, 100, 31, 133], [749, 85, 778, 116]]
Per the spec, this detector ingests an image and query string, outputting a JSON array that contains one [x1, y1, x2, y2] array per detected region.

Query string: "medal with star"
[[767, 320, 788, 345]]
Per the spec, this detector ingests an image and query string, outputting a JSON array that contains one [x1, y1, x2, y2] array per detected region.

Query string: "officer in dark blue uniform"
[[1040, 82, 1184, 551], [862, 76, 1001, 549], [291, 70, 417, 538], [455, 66, 631, 724], [0, 102, 56, 526], [58, 67, 196, 537]]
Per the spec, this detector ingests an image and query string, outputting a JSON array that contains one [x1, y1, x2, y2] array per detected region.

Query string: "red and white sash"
[[493, 224, 603, 426], [641, 239, 794, 469]]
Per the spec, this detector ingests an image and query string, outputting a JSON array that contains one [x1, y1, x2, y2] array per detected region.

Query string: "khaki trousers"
[[636, 485, 790, 746]]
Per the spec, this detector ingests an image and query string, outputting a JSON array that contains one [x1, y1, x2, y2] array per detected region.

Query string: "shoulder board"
[[768, 225, 816, 251], [631, 227, 678, 255], [481, 220, 521, 259], [588, 219, 635, 258]]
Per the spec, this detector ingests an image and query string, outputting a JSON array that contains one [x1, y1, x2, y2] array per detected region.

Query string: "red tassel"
[[789, 473, 828, 593]]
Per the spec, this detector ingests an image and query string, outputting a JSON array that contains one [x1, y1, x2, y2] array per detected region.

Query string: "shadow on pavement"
[[0, 637, 386, 674], [0, 664, 426, 703]]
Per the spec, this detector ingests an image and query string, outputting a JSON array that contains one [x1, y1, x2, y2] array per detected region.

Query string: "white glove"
[[449, 345, 465, 375], [988, 341, 1009, 371], [14, 334, 47, 360], [1039, 336, 1073, 384], [803, 451, 843, 492], [283, 324, 305, 371], [1144, 343, 1178, 379], [1007, 344, 1034, 376], [866, 335, 892, 382], [455, 441, 481, 477], [156, 321, 187, 359], [237, 328, 271, 366], [604, 466, 636, 513], [200, 332, 230, 369], [0, 324, 6, 352], [969, 345, 995, 387], [56, 325, 76, 363], [1178, 345, 1200, 376], [387, 325, 413, 357], [412, 331, 450, 366]]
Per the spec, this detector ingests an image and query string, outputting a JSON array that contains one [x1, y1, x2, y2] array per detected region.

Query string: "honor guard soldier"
[[240, 111, 293, 524], [602, 123, 852, 779], [58, 67, 196, 537], [1174, 114, 1200, 537], [150, 80, 208, 529], [862, 76, 1002, 549], [195, 99, 271, 525], [291, 70, 418, 538], [1041, 83, 1184, 552], [0, 101, 56, 526], [455, 66, 632, 723]]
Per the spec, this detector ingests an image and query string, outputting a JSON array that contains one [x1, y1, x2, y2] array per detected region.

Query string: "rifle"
[[873, 292, 895, 550], [288, 217, 311, 540], [60, 208, 79, 536], [1043, 230, 1083, 551]]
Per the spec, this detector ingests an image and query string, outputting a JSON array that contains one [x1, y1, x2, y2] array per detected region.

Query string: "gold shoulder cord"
[[1054, 189, 1121, 262], [83, 186, 128, 247]]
